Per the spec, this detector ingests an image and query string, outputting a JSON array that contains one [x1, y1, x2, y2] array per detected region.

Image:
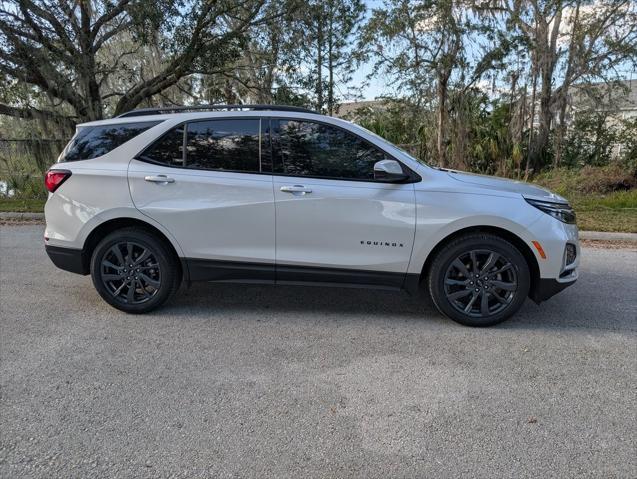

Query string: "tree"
[[0, 0, 272, 126], [299, 0, 365, 115], [206, 0, 307, 105], [362, 0, 504, 166], [485, 0, 637, 170]]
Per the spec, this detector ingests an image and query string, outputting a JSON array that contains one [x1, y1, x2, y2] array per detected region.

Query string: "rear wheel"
[[428, 233, 530, 327], [90, 228, 180, 313]]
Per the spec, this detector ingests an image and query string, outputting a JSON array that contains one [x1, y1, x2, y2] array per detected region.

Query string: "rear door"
[[272, 118, 417, 287], [128, 118, 275, 282]]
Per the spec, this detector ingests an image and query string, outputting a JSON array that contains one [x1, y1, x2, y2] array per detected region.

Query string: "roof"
[[116, 104, 316, 118], [570, 79, 637, 112], [77, 108, 348, 128]]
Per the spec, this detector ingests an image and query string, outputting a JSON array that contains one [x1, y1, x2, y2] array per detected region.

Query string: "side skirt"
[[183, 258, 420, 292]]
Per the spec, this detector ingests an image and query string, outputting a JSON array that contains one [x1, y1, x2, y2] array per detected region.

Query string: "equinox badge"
[[361, 240, 404, 247]]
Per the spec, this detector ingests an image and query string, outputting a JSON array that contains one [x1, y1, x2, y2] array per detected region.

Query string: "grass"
[[0, 198, 46, 213], [533, 167, 637, 233], [565, 191, 637, 233]]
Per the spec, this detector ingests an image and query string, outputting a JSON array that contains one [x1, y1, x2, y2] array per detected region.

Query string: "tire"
[[427, 233, 530, 327], [90, 227, 181, 313]]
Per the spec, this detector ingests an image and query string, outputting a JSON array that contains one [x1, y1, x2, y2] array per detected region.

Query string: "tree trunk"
[[327, 5, 334, 116], [529, 5, 562, 171], [436, 76, 448, 167], [553, 1, 581, 167], [316, 14, 324, 113], [525, 56, 538, 180]]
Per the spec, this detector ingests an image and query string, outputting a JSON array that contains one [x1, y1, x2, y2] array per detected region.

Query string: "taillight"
[[44, 169, 72, 193]]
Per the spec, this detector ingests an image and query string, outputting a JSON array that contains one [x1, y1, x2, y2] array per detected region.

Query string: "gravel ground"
[[1, 225, 636, 478]]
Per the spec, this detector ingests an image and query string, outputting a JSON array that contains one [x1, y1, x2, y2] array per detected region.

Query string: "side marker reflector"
[[532, 241, 547, 259]]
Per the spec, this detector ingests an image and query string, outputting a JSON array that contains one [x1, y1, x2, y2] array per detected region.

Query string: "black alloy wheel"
[[99, 241, 162, 305], [428, 233, 530, 327], [90, 227, 180, 313], [443, 249, 518, 318]]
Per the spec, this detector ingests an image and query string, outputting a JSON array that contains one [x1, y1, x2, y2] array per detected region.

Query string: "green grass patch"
[[0, 198, 46, 213], [552, 191, 637, 233], [574, 209, 637, 233], [569, 189, 637, 210]]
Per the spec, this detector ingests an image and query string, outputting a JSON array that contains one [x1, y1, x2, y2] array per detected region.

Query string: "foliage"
[[0, 0, 275, 124], [559, 113, 636, 168], [0, 0, 635, 184]]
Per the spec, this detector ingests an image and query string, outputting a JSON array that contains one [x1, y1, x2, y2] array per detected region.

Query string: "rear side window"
[[139, 119, 261, 173], [140, 125, 185, 166], [274, 120, 386, 180], [62, 121, 160, 162], [186, 119, 259, 172]]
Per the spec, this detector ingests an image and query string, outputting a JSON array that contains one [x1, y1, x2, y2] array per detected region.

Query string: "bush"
[[561, 113, 637, 169], [533, 165, 636, 196]]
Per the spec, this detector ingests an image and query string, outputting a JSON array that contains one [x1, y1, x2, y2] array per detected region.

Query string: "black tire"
[[427, 233, 530, 327], [90, 227, 181, 313]]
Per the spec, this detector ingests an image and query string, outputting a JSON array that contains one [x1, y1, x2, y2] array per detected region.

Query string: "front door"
[[128, 118, 275, 282], [271, 119, 416, 288]]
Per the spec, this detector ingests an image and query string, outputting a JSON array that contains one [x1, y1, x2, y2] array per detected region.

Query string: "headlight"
[[525, 198, 576, 224]]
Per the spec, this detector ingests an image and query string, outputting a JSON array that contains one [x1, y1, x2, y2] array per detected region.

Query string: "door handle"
[[280, 185, 312, 194], [144, 175, 175, 184]]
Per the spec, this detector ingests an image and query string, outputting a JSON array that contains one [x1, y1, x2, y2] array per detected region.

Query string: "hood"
[[442, 169, 567, 202]]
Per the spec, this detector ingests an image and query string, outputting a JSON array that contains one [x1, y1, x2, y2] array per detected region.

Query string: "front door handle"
[[280, 185, 312, 194], [144, 175, 175, 184]]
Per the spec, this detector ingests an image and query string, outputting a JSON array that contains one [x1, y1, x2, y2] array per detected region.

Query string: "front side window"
[[62, 121, 160, 162], [274, 120, 387, 180]]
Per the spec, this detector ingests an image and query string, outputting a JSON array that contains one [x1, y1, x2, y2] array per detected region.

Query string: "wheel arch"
[[80, 217, 186, 280], [414, 225, 540, 299]]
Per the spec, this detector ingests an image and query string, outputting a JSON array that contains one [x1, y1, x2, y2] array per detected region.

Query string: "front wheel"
[[428, 233, 530, 327], [90, 227, 180, 313]]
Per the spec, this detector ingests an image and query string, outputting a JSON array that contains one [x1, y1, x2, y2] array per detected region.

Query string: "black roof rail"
[[116, 104, 317, 118]]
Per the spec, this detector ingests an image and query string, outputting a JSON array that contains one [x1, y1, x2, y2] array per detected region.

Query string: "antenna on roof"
[[116, 104, 317, 118]]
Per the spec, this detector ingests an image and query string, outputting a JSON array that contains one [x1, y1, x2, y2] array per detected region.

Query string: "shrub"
[[533, 165, 636, 196]]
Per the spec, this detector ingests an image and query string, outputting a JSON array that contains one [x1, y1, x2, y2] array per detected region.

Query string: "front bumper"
[[530, 277, 577, 303], [45, 245, 88, 275]]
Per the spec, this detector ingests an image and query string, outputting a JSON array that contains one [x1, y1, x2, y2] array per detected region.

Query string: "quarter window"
[[275, 120, 387, 180], [62, 121, 160, 162]]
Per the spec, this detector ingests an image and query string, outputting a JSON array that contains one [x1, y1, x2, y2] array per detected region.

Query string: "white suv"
[[44, 105, 579, 326]]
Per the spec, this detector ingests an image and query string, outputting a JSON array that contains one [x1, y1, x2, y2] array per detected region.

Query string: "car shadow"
[[166, 282, 438, 322], [152, 273, 634, 333]]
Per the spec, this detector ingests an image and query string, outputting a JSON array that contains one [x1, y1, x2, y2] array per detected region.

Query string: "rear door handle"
[[280, 185, 312, 194], [144, 175, 175, 184]]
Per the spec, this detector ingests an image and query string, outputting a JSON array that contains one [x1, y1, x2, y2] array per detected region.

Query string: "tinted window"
[[275, 120, 386, 180], [185, 119, 260, 172], [63, 121, 160, 162], [140, 125, 185, 166]]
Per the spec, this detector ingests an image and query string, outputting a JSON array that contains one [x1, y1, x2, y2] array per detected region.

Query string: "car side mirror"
[[374, 159, 409, 182]]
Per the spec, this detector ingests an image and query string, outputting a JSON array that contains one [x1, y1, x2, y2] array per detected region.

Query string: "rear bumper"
[[530, 277, 576, 303], [45, 245, 88, 275]]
